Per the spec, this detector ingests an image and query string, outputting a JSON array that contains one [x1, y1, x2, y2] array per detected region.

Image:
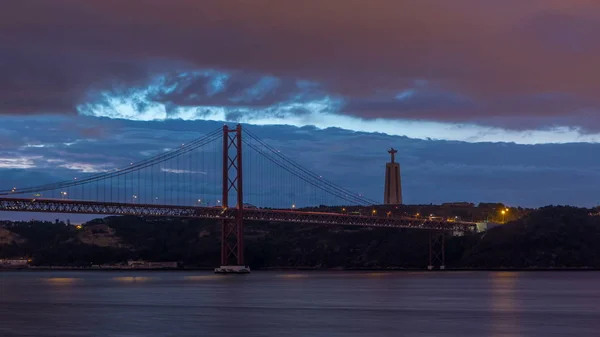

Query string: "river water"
[[1, 271, 599, 336]]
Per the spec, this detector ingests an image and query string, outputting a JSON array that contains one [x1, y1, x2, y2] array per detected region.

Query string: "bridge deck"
[[0, 197, 477, 232]]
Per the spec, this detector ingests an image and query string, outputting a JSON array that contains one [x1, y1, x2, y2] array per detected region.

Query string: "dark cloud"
[[0, 46, 162, 114], [2, 0, 600, 129], [153, 72, 315, 108]]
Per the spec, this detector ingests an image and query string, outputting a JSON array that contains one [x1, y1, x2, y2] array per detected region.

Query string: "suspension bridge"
[[0, 124, 476, 271]]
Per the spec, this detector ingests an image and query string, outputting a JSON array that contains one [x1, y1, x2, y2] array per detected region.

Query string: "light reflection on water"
[[1, 271, 599, 337], [491, 271, 520, 312], [112, 276, 153, 283], [276, 273, 309, 279], [365, 272, 390, 277], [490, 272, 521, 337], [43, 277, 81, 285]]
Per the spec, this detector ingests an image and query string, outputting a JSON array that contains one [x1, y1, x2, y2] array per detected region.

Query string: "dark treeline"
[[1, 206, 600, 269]]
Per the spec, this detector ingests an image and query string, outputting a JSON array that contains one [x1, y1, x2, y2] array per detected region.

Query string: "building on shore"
[[0, 258, 30, 267], [476, 221, 502, 232]]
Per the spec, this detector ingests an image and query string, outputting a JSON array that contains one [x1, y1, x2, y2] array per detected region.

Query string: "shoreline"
[[3, 267, 600, 272]]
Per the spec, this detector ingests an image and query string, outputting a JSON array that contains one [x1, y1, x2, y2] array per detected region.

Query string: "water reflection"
[[184, 275, 224, 281], [43, 277, 80, 286], [490, 272, 521, 337], [1, 271, 599, 336], [276, 273, 309, 279], [113, 276, 153, 283], [365, 272, 392, 277]]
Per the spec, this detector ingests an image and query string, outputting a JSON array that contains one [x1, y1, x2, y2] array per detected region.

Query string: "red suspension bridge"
[[0, 125, 476, 271]]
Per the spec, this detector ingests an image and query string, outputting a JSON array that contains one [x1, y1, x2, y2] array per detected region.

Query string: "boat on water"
[[214, 265, 251, 274]]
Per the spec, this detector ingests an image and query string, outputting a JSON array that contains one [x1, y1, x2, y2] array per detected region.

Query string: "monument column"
[[384, 148, 402, 204]]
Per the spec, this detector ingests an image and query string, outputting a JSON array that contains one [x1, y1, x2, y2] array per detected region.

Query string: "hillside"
[[459, 206, 600, 268], [1, 206, 599, 269], [0, 227, 24, 245]]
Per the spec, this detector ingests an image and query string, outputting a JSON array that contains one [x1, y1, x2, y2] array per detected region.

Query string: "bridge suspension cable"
[[0, 128, 222, 199], [0, 125, 379, 209], [243, 128, 378, 206]]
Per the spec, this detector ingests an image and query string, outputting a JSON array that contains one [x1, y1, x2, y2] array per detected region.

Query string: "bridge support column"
[[215, 124, 249, 274], [427, 231, 445, 270]]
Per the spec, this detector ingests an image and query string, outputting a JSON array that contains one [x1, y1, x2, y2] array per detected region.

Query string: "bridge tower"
[[216, 124, 249, 273], [384, 148, 402, 204], [428, 231, 445, 270]]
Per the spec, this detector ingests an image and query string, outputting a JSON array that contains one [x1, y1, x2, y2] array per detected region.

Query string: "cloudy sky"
[[2, 0, 600, 219]]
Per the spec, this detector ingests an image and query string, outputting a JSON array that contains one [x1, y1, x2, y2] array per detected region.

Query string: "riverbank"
[[5, 266, 600, 272]]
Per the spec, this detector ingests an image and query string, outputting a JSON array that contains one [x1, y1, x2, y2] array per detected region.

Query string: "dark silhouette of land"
[[1, 206, 599, 270]]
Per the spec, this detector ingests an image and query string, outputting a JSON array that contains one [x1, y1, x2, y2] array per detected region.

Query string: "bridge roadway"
[[0, 197, 477, 232]]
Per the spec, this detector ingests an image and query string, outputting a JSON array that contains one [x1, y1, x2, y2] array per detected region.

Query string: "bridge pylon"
[[215, 124, 250, 274], [427, 231, 445, 270]]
